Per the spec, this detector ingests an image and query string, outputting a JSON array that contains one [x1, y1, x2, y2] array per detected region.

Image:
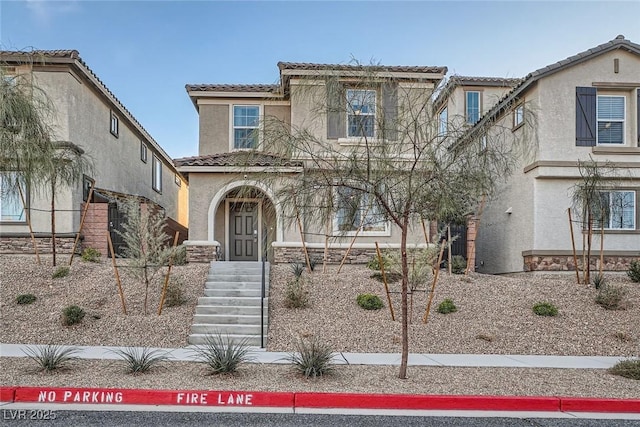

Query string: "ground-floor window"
[[592, 190, 635, 230], [0, 172, 26, 222], [334, 185, 387, 234]]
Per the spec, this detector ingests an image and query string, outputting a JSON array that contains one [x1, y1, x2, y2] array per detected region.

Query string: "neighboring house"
[[441, 35, 639, 274], [0, 50, 188, 257], [177, 63, 447, 263]]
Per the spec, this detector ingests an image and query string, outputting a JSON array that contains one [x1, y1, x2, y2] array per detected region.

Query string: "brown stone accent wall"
[[81, 203, 109, 255], [186, 244, 219, 263], [0, 236, 75, 254], [523, 254, 637, 272]]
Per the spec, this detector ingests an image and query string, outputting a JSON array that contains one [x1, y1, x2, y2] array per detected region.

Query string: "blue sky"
[[1, 1, 639, 159]]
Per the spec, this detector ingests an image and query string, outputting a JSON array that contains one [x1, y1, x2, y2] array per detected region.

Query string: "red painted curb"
[[0, 387, 16, 403], [295, 392, 560, 411], [561, 398, 640, 413], [13, 387, 294, 408]]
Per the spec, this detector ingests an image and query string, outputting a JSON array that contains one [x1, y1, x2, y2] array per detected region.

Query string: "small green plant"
[[449, 255, 467, 274], [52, 266, 70, 279], [367, 253, 391, 271], [595, 284, 629, 310], [356, 293, 383, 310], [170, 245, 187, 266], [290, 262, 305, 278], [285, 276, 309, 309], [627, 260, 640, 283], [16, 294, 37, 305], [533, 302, 558, 316], [591, 273, 606, 290], [286, 336, 335, 378], [81, 247, 101, 262], [613, 331, 632, 342], [62, 305, 85, 326], [111, 347, 171, 374], [163, 277, 187, 307], [309, 257, 320, 272], [437, 298, 458, 314], [608, 358, 640, 381], [22, 344, 80, 372], [192, 333, 252, 375]]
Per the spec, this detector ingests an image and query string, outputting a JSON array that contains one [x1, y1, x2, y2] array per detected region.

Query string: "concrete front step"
[[204, 289, 266, 298], [204, 281, 263, 290], [207, 274, 263, 282], [196, 296, 266, 307], [192, 314, 267, 325], [188, 333, 265, 347], [190, 323, 267, 335], [195, 305, 264, 316]]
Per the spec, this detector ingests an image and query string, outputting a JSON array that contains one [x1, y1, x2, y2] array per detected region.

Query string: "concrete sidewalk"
[[0, 343, 625, 369]]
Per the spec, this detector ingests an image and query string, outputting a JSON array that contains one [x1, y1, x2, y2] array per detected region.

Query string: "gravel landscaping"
[[1, 254, 639, 397]]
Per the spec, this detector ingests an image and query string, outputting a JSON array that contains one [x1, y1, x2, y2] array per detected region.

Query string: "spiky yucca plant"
[[286, 336, 335, 378], [111, 347, 171, 374], [22, 344, 80, 372], [192, 333, 253, 375]]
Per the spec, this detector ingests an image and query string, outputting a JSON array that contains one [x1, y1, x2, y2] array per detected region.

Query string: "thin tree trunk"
[[51, 177, 57, 266], [447, 224, 452, 275], [567, 208, 580, 284], [586, 212, 593, 285], [398, 221, 409, 380]]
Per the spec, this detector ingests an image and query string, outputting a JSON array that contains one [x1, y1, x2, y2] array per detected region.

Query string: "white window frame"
[[140, 142, 148, 163], [231, 104, 261, 150], [513, 103, 524, 129], [0, 172, 26, 222], [593, 190, 635, 230], [596, 95, 625, 145], [465, 91, 481, 124], [152, 155, 162, 193], [174, 173, 181, 187], [110, 111, 119, 138], [438, 106, 448, 137], [333, 184, 389, 237], [346, 89, 376, 138]]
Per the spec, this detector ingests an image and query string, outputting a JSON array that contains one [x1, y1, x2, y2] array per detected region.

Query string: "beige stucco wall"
[[198, 104, 229, 155]]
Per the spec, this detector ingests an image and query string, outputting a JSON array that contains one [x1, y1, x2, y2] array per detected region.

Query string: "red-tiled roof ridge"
[[278, 61, 447, 74], [175, 151, 302, 168], [185, 84, 281, 93]]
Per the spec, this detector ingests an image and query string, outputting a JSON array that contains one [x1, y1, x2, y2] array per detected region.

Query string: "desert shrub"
[[613, 331, 632, 342], [309, 257, 320, 272], [285, 276, 309, 309], [22, 344, 80, 372], [62, 305, 85, 326], [171, 245, 188, 266], [591, 273, 606, 290], [449, 255, 467, 274], [356, 293, 383, 310], [628, 260, 640, 283], [163, 277, 187, 307], [475, 333, 494, 342], [52, 266, 70, 279], [533, 302, 558, 316], [608, 358, 640, 381], [595, 284, 629, 310], [192, 333, 252, 375], [437, 298, 457, 314], [16, 293, 36, 305], [111, 347, 170, 374], [286, 336, 335, 378], [81, 247, 101, 262], [290, 262, 305, 278], [367, 253, 391, 271]]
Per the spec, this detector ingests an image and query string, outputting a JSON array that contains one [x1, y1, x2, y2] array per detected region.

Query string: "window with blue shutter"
[[575, 87, 596, 146]]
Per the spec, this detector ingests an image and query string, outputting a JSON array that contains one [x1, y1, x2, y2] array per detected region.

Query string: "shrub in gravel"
[[22, 344, 80, 372], [356, 293, 383, 310], [533, 302, 558, 317], [52, 266, 70, 279], [285, 276, 309, 309], [81, 247, 101, 262], [628, 260, 640, 283], [16, 293, 37, 305], [591, 273, 607, 290], [286, 336, 335, 379], [163, 277, 187, 307], [608, 358, 640, 380], [595, 284, 629, 310], [111, 347, 171, 374], [192, 333, 252, 375], [171, 245, 188, 266], [449, 255, 467, 275], [62, 305, 85, 326], [290, 262, 305, 278], [437, 298, 457, 314]]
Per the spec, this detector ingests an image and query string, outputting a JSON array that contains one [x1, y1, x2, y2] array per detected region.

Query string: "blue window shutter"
[[576, 87, 596, 146]]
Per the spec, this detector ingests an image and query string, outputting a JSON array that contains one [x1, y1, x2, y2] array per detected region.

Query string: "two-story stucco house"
[[0, 50, 188, 257], [444, 35, 639, 274], [177, 63, 448, 263]]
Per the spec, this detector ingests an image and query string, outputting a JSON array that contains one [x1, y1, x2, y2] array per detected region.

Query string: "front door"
[[229, 202, 259, 261]]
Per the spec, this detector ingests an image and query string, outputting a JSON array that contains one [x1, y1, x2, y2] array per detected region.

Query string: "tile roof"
[[278, 61, 446, 74], [174, 152, 303, 168], [434, 75, 523, 109], [185, 84, 281, 93], [0, 49, 180, 175]]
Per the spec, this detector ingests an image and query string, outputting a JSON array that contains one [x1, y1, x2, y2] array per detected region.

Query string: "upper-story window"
[[0, 172, 25, 222], [140, 142, 148, 163], [152, 155, 162, 193], [233, 105, 260, 149], [597, 95, 625, 144], [438, 106, 448, 136], [110, 111, 119, 138], [465, 91, 481, 124], [513, 103, 524, 129], [346, 89, 376, 138]]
